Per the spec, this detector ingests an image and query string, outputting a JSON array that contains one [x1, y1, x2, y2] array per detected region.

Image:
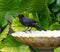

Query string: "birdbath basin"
[[11, 30, 60, 52]]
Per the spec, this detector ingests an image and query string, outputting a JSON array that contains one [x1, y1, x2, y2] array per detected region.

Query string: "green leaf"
[[19, 45, 31, 52], [30, 0, 48, 13], [0, 25, 9, 41], [0, 0, 51, 30], [48, 0, 55, 4], [0, 35, 21, 48], [0, 0, 19, 27], [29, 0, 51, 29], [49, 22, 60, 30], [52, 4, 60, 12], [57, 0, 60, 6], [0, 45, 31, 52], [0, 0, 19, 12], [3, 35, 21, 46], [19, 0, 31, 12], [57, 12, 60, 22], [11, 17, 36, 32], [11, 0, 52, 31], [54, 47, 60, 52], [0, 46, 19, 52], [0, 12, 7, 27]]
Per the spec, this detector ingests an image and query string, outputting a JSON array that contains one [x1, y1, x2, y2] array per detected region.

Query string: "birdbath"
[[11, 30, 60, 52]]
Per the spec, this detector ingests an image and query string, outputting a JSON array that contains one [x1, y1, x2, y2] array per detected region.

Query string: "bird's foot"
[[27, 30, 31, 33], [22, 29, 31, 33], [22, 30, 27, 33]]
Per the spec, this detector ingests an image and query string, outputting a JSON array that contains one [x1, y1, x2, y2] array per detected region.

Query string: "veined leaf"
[[0, 25, 9, 41], [0, 0, 19, 11], [29, 0, 51, 29], [0, 45, 31, 52], [49, 22, 60, 30], [0, 35, 20, 48], [0, 12, 7, 27], [0, 0, 19, 27]]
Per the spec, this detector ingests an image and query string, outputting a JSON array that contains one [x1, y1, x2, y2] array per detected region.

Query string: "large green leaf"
[[0, 0, 52, 30], [49, 22, 60, 30], [13, 0, 51, 30], [0, 25, 9, 41], [3, 35, 21, 46], [30, 0, 48, 13], [0, 46, 19, 52], [54, 47, 60, 52], [0, 12, 7, 27], [0, 0, 19, 11], [0, 45, 31, 52], [0, 35, 21, 48], [19, 0, 31, 12], [19, 45, 31, 52], [29, 0, 51, 29], [0, 35, 30, 51], [0, 0, 19, 27]]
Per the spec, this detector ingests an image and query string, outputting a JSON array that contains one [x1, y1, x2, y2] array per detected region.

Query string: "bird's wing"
[[23, 18, 37, 23]]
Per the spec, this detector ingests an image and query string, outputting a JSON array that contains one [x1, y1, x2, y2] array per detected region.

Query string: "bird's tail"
[[35, 24, 46, 31]]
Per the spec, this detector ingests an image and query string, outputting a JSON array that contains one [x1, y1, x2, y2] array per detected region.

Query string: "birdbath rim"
[[11, 30, 60, 37]]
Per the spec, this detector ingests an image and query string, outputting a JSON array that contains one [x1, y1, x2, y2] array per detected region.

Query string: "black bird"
[[18, 14, 46, 31]]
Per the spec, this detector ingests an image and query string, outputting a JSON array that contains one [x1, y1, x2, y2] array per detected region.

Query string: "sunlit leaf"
[[0, 45, 31, 52], [0, 25, 9, 41], [0, 35, 21, 48], [0, 46, 19, 52], [54, 47, 60, 52], [19, 45, 31, 52], [49, 22, 60, 30]]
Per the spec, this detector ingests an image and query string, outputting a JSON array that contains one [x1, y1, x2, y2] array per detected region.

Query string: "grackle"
[[18, 14, 46, 31]]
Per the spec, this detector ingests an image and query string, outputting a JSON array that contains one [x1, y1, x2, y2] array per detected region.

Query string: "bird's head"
[[17, 14, 24, 18]]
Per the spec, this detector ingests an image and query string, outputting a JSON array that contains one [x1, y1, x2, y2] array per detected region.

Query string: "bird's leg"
[[28, 27, 32, 33], [23, 27, 29, 32]]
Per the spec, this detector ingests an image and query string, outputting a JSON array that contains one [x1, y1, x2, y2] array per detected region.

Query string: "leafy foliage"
[[50, 22, 60, 30], [0, 35, 20, 48], [0, 0, 60, 52], [0, 25, 9, 41], [0, 45, 31, 52]]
